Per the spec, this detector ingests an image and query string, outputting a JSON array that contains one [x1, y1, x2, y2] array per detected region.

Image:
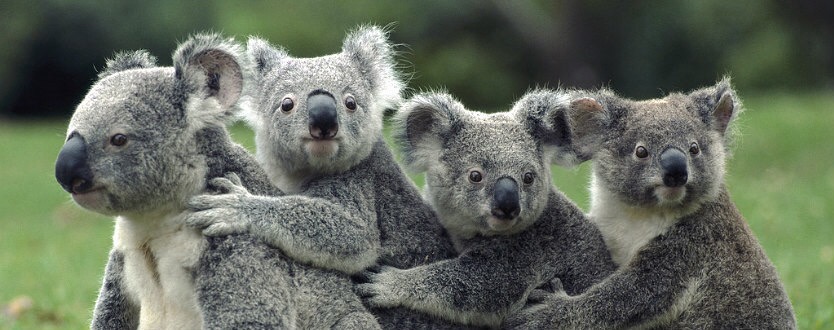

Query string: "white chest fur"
[[589, 180, 679, 267], [114, 213, 207, 330]]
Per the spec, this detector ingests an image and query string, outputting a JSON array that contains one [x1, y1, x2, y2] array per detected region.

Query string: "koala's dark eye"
[[689, 142, 700, 155], [468, 170, 483, 183], [523, 172, 535, 185], [344, 95, 357, 111], [110, 134, 128, 147], [280, 97, 294, 113], [635, 146, 649, 159]]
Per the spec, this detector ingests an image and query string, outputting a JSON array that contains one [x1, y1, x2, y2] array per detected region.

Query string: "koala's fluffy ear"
[[394, 92, 462, 171], [515, 89, 608, 166], [173, 33, 245, 111], [98, 50, 158, 79], [688, 77, 741, 137], [246, 36, 290, 75], [342, 25, 404, 112]]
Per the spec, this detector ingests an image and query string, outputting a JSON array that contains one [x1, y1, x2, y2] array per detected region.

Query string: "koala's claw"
[[352, 265, 382, 284], [208, 173, 249, 195], [356, 283, 398, 308], [354, 266, 404, 308]]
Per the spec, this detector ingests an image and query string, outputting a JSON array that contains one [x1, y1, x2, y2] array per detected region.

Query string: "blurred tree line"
[[0, 0, 831, 118]]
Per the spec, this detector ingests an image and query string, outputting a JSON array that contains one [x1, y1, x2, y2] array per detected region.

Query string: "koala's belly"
[[116, 220, 207, 330]]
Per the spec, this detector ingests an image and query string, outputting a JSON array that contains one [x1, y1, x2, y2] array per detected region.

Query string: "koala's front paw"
[[186, 195, 250, 237], [185, 173, 255, 237], [355, 266, 409, 308]]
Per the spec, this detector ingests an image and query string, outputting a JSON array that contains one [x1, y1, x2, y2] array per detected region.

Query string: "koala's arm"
[[357, 243, 542, 328], [246, 192, 380, 274], [91, 250, 139, 330], [189, 173, 380, 275], [365, 143, 458, 268], [505, 240, 693, 329], [219, 142, 284, 197]]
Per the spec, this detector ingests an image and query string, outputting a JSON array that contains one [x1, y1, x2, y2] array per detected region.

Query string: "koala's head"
[[395, 90, 579, 238], [244, 25, 403, 179], [54, 34, 245, 217], [567, 79, 740, 213]]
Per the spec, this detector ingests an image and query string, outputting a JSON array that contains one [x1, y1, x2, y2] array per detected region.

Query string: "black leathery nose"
[[55, 133, 94, 193], [307, 92, 339, 139], [660, 147, 688, 187], [491, 177, 520, 220]]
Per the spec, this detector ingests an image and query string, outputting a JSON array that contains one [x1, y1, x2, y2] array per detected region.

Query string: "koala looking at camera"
[[354, 91, 617, 327], [53, 34, 307, 329], [507, 79, 796, 329], [186, 26, 463, 327]]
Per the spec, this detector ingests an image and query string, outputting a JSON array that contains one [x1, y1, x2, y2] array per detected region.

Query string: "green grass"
[[1, 91, 832, 329]]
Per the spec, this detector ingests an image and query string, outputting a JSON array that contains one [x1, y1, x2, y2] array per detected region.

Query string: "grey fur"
[[185, 26, 467, 328], [355, 91, 617, 328], [97, 50, 158, 79], [506, 79, 796, 329], [58, 33, 308, 328]]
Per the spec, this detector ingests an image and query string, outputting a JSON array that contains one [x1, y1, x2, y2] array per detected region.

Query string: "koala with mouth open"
[[354, 91, 617, 328], [507, 79, 796, 329]]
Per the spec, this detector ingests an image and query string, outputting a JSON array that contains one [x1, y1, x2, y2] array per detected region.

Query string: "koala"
[[506, 79, 797, 329], [54, 34, 381, 329], [184, 26, 464, 327], [53, 34, 302, 328], [353, 91, 618, 328]]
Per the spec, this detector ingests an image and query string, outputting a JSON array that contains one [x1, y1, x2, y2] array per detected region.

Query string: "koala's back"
[[301, 139, 464, 327], [193, 127, 296, 327], [196, 234, 297, 328], [346, 139, 457, 268], [537, 192, 617, 294]]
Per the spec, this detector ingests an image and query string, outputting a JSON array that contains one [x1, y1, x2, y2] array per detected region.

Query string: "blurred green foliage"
[[1, 0, 832, 118]]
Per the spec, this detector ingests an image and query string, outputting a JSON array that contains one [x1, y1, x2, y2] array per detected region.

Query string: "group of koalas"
[[54, 25, 796, 329]]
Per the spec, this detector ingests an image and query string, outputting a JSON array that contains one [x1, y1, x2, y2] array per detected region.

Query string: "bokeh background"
[[1, 0, 832, 328]]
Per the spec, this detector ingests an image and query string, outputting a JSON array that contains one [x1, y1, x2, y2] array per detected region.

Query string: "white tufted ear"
[[342, 25, 404, 114]]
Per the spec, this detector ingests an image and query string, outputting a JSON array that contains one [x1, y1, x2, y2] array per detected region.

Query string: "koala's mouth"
[[654, 185, 686, 204], [303, 138, 340, 158], [71, 186, 107, 210], [485, 216, 518, 232]]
